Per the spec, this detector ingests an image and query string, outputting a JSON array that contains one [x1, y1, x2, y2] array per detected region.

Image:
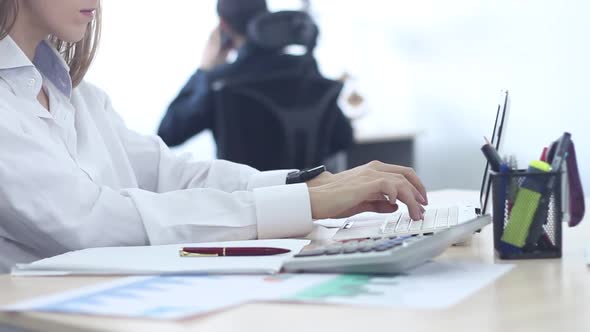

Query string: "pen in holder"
[[491, 167, 562, 259]]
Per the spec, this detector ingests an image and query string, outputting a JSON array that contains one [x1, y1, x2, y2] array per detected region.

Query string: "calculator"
[[282, 215, 491, 275]]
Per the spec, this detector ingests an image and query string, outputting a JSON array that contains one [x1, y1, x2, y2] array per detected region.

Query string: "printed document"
[[3, 261, 513, 320]]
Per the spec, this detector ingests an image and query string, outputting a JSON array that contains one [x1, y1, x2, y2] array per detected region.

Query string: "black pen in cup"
[[481, 136, 503, 172]]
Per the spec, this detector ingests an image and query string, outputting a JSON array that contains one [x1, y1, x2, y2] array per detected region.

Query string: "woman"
[[0, 0, 427, 272]]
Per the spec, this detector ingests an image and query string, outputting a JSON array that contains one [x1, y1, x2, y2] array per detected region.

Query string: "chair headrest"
[[246, 11, 319, 52]]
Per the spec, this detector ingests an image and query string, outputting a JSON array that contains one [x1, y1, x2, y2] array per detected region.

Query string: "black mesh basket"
[[490, 170, 562, 259]]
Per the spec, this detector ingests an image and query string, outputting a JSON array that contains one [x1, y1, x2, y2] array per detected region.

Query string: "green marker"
[[501, 160, 551, 250]]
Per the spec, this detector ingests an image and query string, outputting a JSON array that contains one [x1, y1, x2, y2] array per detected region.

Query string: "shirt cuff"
[[253, 183, 313, 239], [247, 170, 295, 190]]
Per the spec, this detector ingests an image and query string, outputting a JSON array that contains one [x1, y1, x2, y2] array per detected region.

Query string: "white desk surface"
[[351, 116, 419, 144], [353, 126, 417, 144], [1, 190, 589, 332]]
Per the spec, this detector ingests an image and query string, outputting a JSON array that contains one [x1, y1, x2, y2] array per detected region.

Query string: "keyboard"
[[380, 207, 460, 235], [282, 215, 490, 274], [332, 206, 478, 242]]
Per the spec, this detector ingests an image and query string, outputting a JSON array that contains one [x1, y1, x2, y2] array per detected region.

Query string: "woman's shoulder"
[[72, 80, 111, 107], [0, 85, 33, 122], [71, 80, 126, 129]]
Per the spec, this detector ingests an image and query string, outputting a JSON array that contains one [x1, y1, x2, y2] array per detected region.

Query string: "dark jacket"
[[158, 44, 353, 164]]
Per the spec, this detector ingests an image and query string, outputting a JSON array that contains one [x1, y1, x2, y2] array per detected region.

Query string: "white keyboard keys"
[[422, 209, 436, 230], [395, 215, 411, 233], [449, 207, 459, 226], [409, 219, 423, 231], [435, 208, 449, 228], [378, 206, 462, 234], [380, 214, 401, 234]]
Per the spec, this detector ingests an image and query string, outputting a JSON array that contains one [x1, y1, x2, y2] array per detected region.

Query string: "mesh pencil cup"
[[490, 168, 562, 259]]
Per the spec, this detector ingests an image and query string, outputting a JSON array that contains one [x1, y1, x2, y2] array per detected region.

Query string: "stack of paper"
[[12, 239, 309, 276], [2, 261, 514, 320]]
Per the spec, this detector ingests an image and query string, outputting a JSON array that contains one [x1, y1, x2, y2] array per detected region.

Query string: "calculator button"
[[374, 245, 390, 251], [385, 242, 402, 249], [373, 239, 389, 247], [342, 244, 359, 254], [294, 249, 325, 257], [325, 244, 343, 255], [358, 240, 374, 252], [358, 246, 374, 253]]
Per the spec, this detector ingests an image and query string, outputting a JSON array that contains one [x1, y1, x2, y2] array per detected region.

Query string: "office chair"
[[211, 11, 352, 171], [212, 72, 345, 171]]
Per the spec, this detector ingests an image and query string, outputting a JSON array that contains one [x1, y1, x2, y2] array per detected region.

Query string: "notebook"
[[11, 239, 310, 276], [333, 90, 510, 240]]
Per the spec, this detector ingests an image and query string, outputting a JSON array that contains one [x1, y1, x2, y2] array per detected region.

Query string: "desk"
[[1, 190, 589, 332]]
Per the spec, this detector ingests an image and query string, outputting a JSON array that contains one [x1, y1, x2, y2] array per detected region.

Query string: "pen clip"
[[179, 250, 219, 257]]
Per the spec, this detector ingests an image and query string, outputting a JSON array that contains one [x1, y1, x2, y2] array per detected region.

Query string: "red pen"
[[179, 247, 291, 257], [540, 147, 548, 162]]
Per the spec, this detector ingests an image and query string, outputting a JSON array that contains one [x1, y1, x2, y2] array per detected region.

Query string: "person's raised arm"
[[157, 26, 231, 146]]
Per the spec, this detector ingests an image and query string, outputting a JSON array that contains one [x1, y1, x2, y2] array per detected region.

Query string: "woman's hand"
[[306, 161, 427, 221]]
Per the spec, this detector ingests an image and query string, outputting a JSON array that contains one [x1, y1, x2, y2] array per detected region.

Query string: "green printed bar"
[[290, 275, 377, 300]]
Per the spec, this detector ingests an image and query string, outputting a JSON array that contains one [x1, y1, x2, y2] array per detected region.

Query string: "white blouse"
[[0, 36, 312, 272]]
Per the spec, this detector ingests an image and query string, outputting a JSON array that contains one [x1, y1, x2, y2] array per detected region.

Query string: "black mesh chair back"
[[212, 72, 344, 171]]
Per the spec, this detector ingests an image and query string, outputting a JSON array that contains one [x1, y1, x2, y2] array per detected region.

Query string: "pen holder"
[[490, 170, 562, 259]]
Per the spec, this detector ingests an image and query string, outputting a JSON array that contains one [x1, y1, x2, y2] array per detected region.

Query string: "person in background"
[[157, 0, 354, 159], [0, 0, 427, 273]]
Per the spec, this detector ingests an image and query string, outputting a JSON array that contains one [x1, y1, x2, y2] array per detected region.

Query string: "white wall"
[[86, 1, 219, 159], [312, 0, 590, 191], [86, 0, 590, 193]]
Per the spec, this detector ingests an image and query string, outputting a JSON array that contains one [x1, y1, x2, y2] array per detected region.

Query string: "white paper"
[[2, 275, 328, 320], [287, 261, 514, 309], [586, 243, 590, 265], [3, 261, 513, 320], [11, 239, 310, 276]]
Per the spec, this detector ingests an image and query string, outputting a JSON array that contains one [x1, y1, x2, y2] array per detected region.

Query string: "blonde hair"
[[0, 0, 101, 87]]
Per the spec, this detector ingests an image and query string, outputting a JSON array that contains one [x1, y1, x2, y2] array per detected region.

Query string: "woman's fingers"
[[374, 178, 422, 221], [369, 161, 428, 205], [337, 200, 398, 218], [356, 169, 426, 207], [330, 161, 428, 206], [354, 178, 422, 220], [308, 174, 424, 220]]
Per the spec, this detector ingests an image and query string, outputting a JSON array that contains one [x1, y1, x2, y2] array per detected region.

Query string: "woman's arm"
[[0, 94, 313, 260], [98, 85, 297, 195]]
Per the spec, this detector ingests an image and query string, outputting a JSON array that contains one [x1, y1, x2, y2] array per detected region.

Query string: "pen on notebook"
[[179, 247, 291, 257]]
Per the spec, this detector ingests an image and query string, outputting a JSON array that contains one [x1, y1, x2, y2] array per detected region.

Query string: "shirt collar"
[[0, 35, 72, 98]]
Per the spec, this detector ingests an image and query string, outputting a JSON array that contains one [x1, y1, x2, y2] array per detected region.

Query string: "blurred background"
[[86, 0, 590, 192]]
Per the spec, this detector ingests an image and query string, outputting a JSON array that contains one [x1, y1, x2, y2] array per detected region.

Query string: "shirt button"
[[27, 78, 36, 87]]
